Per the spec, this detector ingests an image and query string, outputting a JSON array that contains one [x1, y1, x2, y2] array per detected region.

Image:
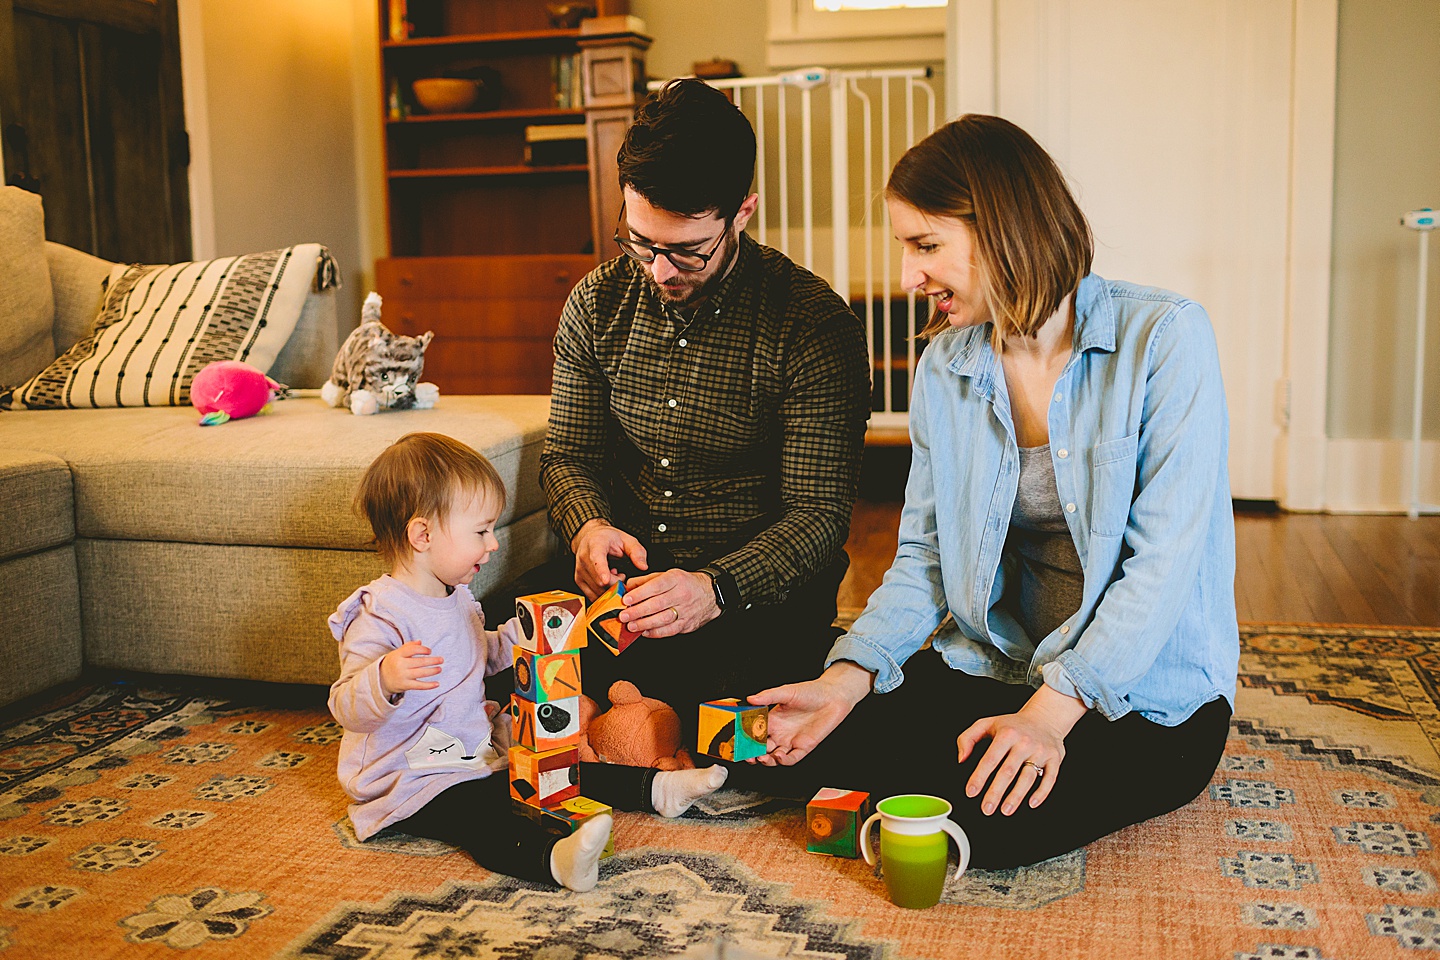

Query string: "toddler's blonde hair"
[[355, 432, 505, 567]]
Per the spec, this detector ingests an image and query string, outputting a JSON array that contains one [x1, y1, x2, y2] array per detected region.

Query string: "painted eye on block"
[[541, 606, 576, 646]]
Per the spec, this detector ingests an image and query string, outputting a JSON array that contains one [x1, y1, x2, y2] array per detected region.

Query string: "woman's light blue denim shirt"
[[828, 274, 1238, 726]]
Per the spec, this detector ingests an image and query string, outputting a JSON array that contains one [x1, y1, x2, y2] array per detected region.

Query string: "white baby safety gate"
[[652, 68, 939, 437]]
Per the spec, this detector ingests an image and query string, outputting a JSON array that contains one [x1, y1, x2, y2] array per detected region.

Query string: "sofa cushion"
[[0, 450, 74, 562], [0, 545, 82, 705], [0, 187, 57, 389], [76, 510, 554, 685], [0, 394, 551, 548], [4, 244, 333, 410], [45, 241, 113, 355]]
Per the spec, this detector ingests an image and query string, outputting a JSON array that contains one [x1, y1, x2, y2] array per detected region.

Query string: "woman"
[[748, 115, 1238, 869]]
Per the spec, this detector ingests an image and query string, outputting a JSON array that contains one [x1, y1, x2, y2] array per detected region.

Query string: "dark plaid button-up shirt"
[[540, 233, 871, 606]]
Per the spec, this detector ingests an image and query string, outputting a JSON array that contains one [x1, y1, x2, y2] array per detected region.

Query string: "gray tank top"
[[1003, 444, 1084, 642]]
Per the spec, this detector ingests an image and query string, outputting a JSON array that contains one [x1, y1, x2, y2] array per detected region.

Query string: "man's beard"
[[644, 230, 738, 310]]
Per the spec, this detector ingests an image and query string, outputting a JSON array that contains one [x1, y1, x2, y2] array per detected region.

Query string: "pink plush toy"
[[191, 361, 283, 425]]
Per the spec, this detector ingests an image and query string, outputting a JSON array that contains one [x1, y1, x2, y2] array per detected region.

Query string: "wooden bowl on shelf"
[[411, 78, 480, 115]]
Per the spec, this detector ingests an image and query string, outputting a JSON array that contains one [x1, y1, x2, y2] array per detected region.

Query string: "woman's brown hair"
[[886, 114, 1093, 348], [355, 432, 506, 567]]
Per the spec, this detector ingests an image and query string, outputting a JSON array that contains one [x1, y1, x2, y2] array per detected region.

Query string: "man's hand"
[[956, 683, 1087, 816], [744, 661, 874, 766], [618, 569, 718, 637], [378, 641, 444, 698], [570, 519, 648, 600]]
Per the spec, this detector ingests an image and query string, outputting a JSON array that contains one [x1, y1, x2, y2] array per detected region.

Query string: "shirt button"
[[660, 458, 670, 467], [667, 399, 677, 408], [663, 490, 673, 498], [657, 523, 667, 532], [1054, 393, 1062, 402], [678, 338, 688, 347], [1060, 625, 1070, 635], [1057, 449, 1068, 459], [1065, 503, 1076, 513]]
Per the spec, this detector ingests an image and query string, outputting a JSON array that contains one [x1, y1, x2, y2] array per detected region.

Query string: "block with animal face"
[[508, 743, 580, 808], [805, 787, 871, 857], [510, 694, 581, 752], [697, 699, 770, 761], [585, 580, 641, 655], [515, 590, 587, 654], [513, 648, 582, 704], [512, 795, 615, 859]]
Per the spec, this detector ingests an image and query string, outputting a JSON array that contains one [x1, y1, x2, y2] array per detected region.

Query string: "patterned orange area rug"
[[0, 623, 1436, 959]]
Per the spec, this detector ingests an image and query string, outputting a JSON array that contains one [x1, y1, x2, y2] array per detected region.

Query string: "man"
[[531, 78, 870, 734]]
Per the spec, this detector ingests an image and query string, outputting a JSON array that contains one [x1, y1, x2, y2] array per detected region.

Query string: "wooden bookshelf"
[[375, 0, 639, 395], [382, 28, 582, 49], [386, 107, 585, 125]]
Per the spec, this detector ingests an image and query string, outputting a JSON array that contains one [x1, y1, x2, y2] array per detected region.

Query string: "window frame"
[[766, 0, 946, 68]]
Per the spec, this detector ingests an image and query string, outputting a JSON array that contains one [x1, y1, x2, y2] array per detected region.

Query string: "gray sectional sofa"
[[0, 187, 556, 708]]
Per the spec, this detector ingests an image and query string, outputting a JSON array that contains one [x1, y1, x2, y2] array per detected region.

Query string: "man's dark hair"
[[617, 78, 756, 220]]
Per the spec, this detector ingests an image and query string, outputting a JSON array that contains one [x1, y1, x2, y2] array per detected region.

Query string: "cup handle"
[[859, 812, 883, 866], [940, 819, 971, 877]]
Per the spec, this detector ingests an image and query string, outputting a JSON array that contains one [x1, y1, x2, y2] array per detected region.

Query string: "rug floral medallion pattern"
[[0, 624, 1435, 959]]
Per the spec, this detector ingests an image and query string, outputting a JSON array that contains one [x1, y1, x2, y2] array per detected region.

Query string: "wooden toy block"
[[513, 795, 615, 859], [510, 694, 582, 752], [697, 699, 770, 761], [513, 648, 582, 703], [805, 787, 871, 858], [585, 580, 641, 655], [508, 743, 579, 808], [515, 590, 587, 654]]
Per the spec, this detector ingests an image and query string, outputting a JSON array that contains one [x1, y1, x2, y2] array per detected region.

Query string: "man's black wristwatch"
[[698, 565, 739, 616]]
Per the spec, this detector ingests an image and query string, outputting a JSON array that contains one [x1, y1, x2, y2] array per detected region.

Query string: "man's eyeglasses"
[[613, 202, 728, 272]]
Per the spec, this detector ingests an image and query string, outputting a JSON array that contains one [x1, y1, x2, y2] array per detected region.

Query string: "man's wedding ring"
[[669, 606, 680, 624]]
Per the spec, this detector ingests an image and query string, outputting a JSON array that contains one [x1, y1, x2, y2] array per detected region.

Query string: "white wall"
[[179, 0, 371, 332], [1322, 0, 1440, 512], [1329, 0, 1440, 441], [631, 0, 769, 79]]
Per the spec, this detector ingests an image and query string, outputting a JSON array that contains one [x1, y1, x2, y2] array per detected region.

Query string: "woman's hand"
[[956, 684, 1087, 816], [744, 661, 874, 766]]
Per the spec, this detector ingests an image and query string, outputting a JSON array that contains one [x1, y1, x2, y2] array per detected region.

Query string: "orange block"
[[510, 694, 581, 752], [515, 590, 587, 654], [508, 743, 579, 808]]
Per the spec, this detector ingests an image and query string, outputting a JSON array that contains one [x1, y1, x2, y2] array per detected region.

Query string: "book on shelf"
[[524, 123, 587, 166], [578, 14, 649, 38], [551, 53, 583, 110], [387, 0, 409, 42]]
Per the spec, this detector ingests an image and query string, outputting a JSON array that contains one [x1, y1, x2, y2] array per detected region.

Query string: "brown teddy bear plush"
[[576, 680, 696, 771]]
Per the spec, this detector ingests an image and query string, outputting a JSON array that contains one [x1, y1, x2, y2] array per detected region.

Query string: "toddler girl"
[[328, 432, 726, 891]]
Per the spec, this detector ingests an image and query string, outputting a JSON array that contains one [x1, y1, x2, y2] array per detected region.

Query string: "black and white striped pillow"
[[3, 244, 333, 410]]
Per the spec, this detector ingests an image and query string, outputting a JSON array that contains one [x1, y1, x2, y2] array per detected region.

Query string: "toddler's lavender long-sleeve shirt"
[[328, 575, 517, 840]]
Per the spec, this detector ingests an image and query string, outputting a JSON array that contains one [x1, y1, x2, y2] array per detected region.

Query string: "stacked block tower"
[[509, 590, 613, 856]]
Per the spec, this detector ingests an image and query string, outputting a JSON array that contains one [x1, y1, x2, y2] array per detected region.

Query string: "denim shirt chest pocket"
[[1089, 432, 1139, 537]]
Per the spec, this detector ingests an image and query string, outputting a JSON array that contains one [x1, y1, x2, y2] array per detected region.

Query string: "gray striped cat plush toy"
[[321, 293, 438, 415]]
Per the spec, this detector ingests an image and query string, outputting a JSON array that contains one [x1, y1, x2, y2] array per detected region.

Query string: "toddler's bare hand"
[[379, 641, 443, 697]]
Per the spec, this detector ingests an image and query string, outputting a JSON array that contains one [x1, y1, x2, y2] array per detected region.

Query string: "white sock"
[[651, 765, 729, 818], [549, 814, 612, 892]]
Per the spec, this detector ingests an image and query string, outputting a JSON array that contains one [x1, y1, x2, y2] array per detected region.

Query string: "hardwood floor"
[[837, 500, 1440, 627]]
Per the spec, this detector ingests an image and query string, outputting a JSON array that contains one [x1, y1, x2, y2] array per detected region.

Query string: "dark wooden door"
[[0, 0, 190, 263]]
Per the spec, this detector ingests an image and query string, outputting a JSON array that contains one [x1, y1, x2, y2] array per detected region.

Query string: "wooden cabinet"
[[376, 254, 594, 395], [374, 0, 643, 394]]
